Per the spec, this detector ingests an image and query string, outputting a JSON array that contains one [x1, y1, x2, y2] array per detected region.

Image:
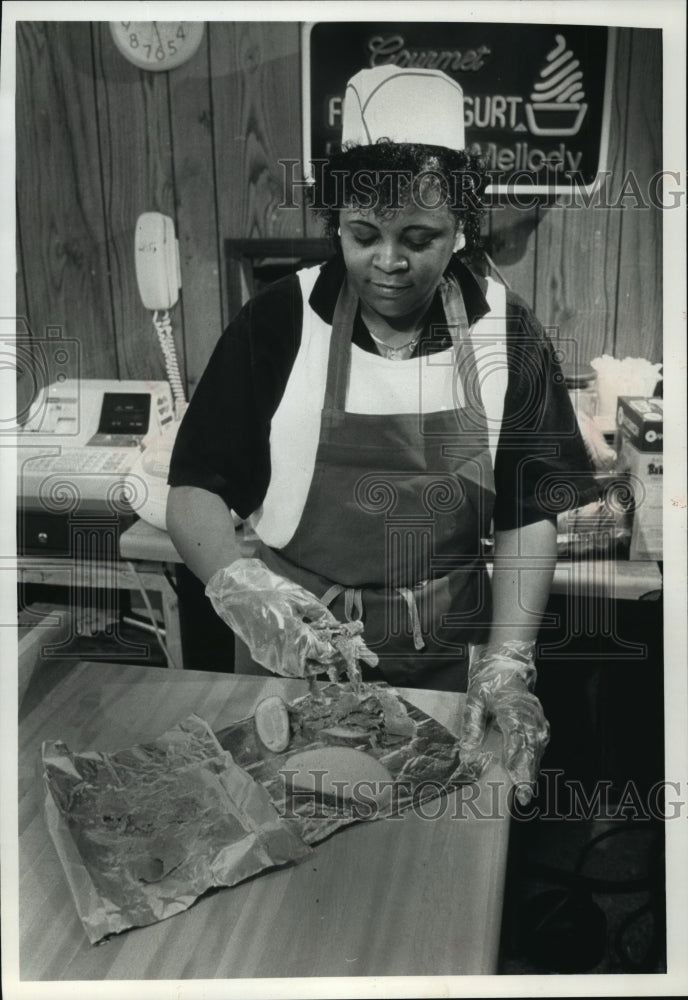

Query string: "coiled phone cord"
[[153, 310, 187, 420]]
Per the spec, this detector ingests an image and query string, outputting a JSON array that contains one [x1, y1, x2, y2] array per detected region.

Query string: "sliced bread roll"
[[281, 746, 393, 803]]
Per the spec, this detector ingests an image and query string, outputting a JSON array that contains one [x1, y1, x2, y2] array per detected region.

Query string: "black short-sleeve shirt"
[[169, 254, 600, 528]]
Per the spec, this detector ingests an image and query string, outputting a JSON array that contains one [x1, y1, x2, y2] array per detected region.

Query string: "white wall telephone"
[[135, 212, 181, 311], [130, 212, 186, 530], [131, 213, 241, 532]]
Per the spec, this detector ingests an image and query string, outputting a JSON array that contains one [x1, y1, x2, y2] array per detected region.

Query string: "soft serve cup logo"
[[525, 34, 589, 137]]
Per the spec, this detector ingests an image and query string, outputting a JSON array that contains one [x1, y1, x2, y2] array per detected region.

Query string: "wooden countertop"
[[18, 662, 511, 981]]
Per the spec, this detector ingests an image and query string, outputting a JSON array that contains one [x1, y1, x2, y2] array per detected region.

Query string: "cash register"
[[17, 378, 174, 555]]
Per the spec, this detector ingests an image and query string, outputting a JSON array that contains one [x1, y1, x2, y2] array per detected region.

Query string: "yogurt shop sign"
[[302, 22, 615, 194]]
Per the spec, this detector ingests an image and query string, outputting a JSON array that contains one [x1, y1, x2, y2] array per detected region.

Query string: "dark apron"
[[250, 276, 496, 692]]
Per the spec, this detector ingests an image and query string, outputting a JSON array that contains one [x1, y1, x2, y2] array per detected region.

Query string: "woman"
[[167, 66, 599, 801]]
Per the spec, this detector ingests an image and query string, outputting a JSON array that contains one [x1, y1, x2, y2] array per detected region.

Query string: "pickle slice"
[[254, 695, 291, 753]]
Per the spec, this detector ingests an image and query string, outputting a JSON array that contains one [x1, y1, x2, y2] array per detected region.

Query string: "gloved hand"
[[458, 639, 550, 805], [205, 558, 378, 682]]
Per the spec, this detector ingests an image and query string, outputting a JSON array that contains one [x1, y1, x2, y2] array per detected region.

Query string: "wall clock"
[[109, 21, 204, 71]]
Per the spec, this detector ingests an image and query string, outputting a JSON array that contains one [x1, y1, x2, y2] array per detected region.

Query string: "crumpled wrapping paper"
[[42, 715, 312, 944], [217, 683, 475, 845]]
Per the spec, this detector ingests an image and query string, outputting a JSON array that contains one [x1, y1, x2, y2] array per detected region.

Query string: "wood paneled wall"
[[16, 22, 662, 400]]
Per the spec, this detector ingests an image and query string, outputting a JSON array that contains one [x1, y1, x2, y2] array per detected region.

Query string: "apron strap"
[[322, 580, 424, 650], [324, 278, 359, 412], [438, 273, 469, 351], [345, 587, 364, 622], [320, 583, 364, 623], [320, 583, 345, 608], [397, 586, 426, 651], [439, 274, 484, 414]]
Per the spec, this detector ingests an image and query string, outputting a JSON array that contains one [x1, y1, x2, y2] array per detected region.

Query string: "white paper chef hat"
[[342, 65, 465, 150]]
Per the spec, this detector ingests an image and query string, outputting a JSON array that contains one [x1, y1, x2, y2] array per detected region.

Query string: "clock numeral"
[[111, 20, 202, 69]]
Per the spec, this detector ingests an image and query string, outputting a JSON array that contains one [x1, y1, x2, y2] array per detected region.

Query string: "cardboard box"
[[616, 396, 664, 452], [616, 437, 663, 560]]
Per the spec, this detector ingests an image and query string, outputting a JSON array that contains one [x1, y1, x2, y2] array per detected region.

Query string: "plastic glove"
[[205, 558, 378, 681], [458, 639, 550, 805]]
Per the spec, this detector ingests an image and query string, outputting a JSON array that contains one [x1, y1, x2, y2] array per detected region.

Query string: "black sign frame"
[[301, 22, 616, 195]]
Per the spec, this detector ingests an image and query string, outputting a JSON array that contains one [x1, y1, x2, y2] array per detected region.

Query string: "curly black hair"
[[309, 140, 489, 259]]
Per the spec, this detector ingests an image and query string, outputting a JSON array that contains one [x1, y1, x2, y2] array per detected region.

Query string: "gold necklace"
[[368, 328, 422, 361]]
